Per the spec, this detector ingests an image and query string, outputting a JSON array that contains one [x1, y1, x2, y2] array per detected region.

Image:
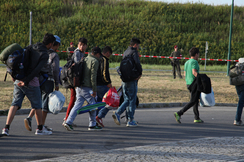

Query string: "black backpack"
[[119, 54, 139, 82], [60, 59, 84, 88], [4, 46, 32, 81]]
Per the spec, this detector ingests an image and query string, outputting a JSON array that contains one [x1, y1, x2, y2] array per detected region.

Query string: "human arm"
[[192, 69, 198, 77], [52, 54, 60, 90], [101, 57, 112, 86], [91, 59, 98, 93]]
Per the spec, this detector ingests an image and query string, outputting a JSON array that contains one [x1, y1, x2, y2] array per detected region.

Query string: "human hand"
[[17, 81, 25, 87]]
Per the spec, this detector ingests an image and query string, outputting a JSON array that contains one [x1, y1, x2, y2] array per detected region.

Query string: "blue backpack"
[[4, 46, 32, 81]]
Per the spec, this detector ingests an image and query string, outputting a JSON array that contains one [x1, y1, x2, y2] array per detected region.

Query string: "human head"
[[92, 47, 101, 58], [42, 33, 55, 49], [174, 45, 178, 51], [78, 37, 87, 52], [130, 37, 141, 50], [102, 46, 112, 58], [70, 42, 74, 47], [189, 47, 200, 59], [52, 35, 61, 51]]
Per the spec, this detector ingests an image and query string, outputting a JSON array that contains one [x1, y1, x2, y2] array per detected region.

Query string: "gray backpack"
[[229, 62, 244, 85]]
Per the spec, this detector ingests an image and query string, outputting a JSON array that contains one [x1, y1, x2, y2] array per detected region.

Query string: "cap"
[[174, 45, 178, 48], [92, 47, 101, 55], [54, 35, 61, 44], [70, 42, 73, 45]]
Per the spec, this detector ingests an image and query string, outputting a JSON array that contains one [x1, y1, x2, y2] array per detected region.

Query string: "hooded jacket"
[[22, 42, 49, 85]]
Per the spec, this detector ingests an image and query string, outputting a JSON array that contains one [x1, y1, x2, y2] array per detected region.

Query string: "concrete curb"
[[0, 102, 237, 116]]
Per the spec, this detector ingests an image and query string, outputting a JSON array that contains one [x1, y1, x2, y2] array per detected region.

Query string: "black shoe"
[[24, 118, 32, 131]]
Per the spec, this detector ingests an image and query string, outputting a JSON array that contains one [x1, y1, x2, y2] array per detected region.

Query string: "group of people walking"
[[1, 33, 243, 136]]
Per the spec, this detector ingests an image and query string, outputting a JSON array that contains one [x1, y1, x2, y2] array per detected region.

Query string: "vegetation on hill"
[[0, 0, 244, 65]]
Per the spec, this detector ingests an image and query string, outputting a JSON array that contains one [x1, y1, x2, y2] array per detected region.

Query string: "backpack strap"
[[4, 71, 8, 81]]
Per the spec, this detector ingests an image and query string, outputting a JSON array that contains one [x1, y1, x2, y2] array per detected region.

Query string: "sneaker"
[[64, 123, 73, 131], [2, 128, 9, 136], [35, 128, 52, 135], [96, 116, 104, 127], [174, 112, 181, 124], [112, 111, 120, 125], [88, 125, 103, 131], [24, 117, 32, 131], [44, 125, 53, 131], [194, 119, 204, 123], [234, 120, 244, 126], [126, 120, 138, 127], [63, 118, 77, 127]]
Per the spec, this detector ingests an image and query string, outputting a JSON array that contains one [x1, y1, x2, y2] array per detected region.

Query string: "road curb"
[[0, 102, 237, 116]]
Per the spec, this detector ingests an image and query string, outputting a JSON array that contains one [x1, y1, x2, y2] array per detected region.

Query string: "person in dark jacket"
[[67, 42, 76, 61], [174, 47, 204, 124], [112, 37, 142, 127], [2, 33, 55, 136], [170, 45, 182, 79], [24, 35, 61, 132], [95, 46, 113, 127]]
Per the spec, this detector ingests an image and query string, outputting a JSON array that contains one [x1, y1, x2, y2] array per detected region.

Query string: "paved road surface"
[[0, 106, 243, 161]]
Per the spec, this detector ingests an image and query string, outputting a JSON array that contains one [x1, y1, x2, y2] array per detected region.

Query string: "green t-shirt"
[[184, 59, 199, 85]]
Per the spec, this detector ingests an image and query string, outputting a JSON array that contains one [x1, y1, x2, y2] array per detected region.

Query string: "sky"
[[153, 0, 244, 6]]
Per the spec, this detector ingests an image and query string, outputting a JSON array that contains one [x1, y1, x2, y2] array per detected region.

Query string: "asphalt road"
[[0, 106, 243, 161]]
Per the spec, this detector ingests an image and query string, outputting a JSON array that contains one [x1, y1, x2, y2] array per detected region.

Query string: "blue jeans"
[[11, 81, 42, 109], [235, 84, 244, 121], [66, 87, 96, 127], [116, 80, 138, 121], [97, 85, 110, 119]]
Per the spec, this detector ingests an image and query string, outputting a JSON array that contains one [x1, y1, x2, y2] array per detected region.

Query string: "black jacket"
[[123, 46, 143, 76], [97, 54, 111, 86], [188, 74, 212, 94]]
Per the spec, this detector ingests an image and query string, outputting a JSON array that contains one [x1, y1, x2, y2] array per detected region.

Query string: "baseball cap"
[[174, 45, 178, 48], [54, 35, 61, 44], [92, 47, 101, 55], [70, 42, 73, 45]]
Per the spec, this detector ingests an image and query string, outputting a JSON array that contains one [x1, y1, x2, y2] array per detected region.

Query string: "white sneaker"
[[234, 120, 244, 126], [35, 127, 52, 135]]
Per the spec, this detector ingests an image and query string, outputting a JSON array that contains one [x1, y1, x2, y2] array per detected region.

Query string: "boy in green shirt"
[[174, 47, 203, 124]]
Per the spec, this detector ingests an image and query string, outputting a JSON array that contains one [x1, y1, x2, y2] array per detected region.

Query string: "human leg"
[[125, 81, 137, 122], [176, 61, 182, 78], [65, 87, 76, 120], [173, 63, 176, 79], [235, 88, 244, 123]]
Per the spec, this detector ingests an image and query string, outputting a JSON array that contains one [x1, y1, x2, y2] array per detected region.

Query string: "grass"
[[0, 64, 238, 111]]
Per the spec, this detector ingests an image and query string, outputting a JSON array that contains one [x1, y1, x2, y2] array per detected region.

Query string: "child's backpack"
[[60, 59, 84, 88], [119, 54, 139, 82], [4, 46, 32, 81], [229, 62, 244, 85]]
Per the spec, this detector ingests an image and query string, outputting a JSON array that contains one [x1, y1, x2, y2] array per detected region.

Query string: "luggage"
[[48, 91, 65, 114], [102, 87, 120, 109], [0, 43, 22, 63], [200, 88, 215, 107]]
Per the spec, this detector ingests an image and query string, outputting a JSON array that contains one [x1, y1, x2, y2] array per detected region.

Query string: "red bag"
[[102, 87, 120, 108]]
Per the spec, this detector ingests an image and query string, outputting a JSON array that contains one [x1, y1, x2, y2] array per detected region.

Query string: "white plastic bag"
[[200, 88, 215, 107], [48, 91, 65, 114]]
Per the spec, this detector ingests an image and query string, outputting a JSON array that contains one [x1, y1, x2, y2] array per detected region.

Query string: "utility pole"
[[227, 0, 234, 76]]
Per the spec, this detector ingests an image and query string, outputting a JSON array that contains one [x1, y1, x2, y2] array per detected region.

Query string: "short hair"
[[92, 47, 101, 55], [78, 37, 87, 45], [102, 46, 112, 54], [42, 33, 55, 45], [53, 41, 60, 47], [189, 47, 199, 57], [130, 37, 141, 46]]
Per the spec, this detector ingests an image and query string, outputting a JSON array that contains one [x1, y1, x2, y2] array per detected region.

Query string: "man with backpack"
[[2, 33, 55, 136], [23, 35, 61, 132], [62, 37, 87, 127], [95, 46, 113, 128], [112, 38, 142, 127], [64, 47, 102, 131]]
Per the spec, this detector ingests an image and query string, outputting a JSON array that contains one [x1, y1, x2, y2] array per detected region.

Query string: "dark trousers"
[[177, 84, 201, 120], [172, 60, 182, 78]]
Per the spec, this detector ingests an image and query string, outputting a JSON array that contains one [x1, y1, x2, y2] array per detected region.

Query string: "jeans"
[[40, 80, 54, 112], [66, 87, 96, 127], [235, 84, 244, 122], [11, 81, 42, 109], [116, 80, 138, 122], [97, 85, 110, 119]]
